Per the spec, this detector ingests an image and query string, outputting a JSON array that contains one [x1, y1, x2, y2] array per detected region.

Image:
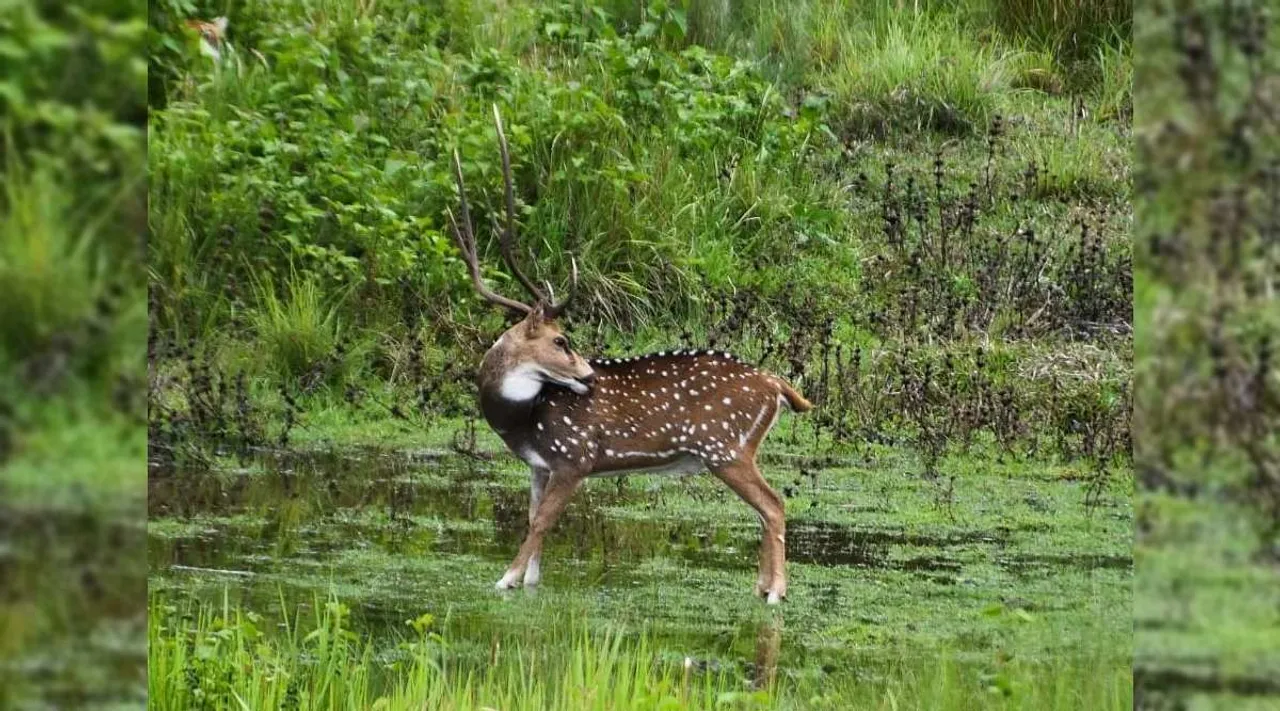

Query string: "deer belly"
[[590, 453, 705, 478]]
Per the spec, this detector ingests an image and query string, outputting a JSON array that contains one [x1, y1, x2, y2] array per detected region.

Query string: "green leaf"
[[0, 38, 27, 60], [667, 8, 688, 38], [0, 81, 26, 107]]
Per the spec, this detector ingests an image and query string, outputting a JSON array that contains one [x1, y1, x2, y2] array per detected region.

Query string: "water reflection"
[[149, 452, 1086, 580], [752, 616, 782, 690], [1, 505, 146, 706]]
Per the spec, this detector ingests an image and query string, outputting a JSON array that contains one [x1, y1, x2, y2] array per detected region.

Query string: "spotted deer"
[[448, 108, 813, 604]]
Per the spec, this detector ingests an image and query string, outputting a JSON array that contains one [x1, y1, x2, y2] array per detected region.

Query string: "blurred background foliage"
[[0, 0, 147, 707], [1135, 0, 1280, 706], [1, 0, 146, 493]]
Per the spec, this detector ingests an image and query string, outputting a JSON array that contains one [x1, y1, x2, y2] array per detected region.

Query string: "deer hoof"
[[495, 570, 522, 590], [523, 559, 542, 587]]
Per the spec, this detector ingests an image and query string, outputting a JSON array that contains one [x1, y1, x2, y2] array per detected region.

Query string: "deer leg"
[[755, 515, 774, 597], [496, 469, 583, 590], [709, 459, 787, 603], [523, 467, 550, 586]]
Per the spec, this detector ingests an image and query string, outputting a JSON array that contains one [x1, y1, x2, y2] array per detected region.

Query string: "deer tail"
[[776, 379, 814, 413]]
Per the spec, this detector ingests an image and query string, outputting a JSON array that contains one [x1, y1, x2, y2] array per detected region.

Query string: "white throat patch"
[[500, 364, 544, 401]]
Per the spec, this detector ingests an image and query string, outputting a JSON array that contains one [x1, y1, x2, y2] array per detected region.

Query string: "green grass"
[[249, 270, 353, 383], [971, 0, 1130, 65], [149, 590, 1131, 711], [0, 405, 144, 507], [1137, 494, 1280, 672], [1027, 126, 1126, 201], [818, 10, 1030, 136], [1136, 492, 1280, 705], [148, 0, 1130, 376], [0, 161, 104, 363]]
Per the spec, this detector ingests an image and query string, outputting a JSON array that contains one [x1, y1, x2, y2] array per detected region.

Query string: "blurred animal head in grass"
[[184, 16, 228, 61]]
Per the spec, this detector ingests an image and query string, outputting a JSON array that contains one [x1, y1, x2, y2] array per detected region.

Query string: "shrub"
[[819, 12, 1021, 136], [249, 271, 354, 385], [0, 162, 103, 365], [980, 0, 1131, 62]]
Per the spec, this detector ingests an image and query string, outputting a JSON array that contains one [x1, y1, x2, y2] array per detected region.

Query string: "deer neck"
[[476, 343, 547, 443]]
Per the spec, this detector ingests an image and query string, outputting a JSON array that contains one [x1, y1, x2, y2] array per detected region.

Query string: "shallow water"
[[148, 442, 1132, 681]]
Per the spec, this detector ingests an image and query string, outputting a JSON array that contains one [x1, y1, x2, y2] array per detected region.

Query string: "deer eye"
[[554, 336, 570, 352]]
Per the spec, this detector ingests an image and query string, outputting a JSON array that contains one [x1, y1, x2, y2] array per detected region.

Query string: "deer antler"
[[492, 106, 577, 318], [492, 106, 551, 307], [544, 256, 577, 319], [448, 106, 578, 318], [448, 147, 533, 315]]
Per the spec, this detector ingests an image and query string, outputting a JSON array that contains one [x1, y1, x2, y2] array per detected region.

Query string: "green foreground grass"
[[149, 591, 1130, 711]]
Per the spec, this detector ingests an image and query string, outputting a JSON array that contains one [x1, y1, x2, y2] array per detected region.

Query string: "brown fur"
[[777, 380, 814, 413]]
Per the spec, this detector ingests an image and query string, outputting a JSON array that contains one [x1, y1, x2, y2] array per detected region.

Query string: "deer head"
[[447, 107, 593, 399], [488, 303, 595, 399]]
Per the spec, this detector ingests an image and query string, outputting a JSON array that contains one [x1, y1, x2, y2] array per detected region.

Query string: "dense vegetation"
[[149, 0, 1132, 477], [1135, 0, 1280, 706], [1, 0, 145, 498], [0, 0, 147, 707]]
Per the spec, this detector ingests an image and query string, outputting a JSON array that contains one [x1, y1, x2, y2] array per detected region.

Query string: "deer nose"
[[577, 372, 597, 386]]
